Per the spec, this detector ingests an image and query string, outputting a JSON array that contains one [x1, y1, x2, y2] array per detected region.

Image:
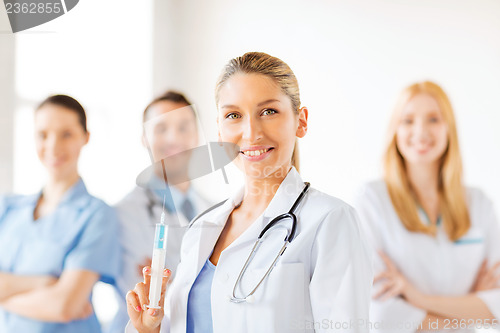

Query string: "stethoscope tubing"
[[230, 182, 311, 303]]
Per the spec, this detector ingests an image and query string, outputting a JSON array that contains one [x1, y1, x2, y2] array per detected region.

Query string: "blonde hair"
[[215, 52, 301, 172], [383, 81, 470, 241]]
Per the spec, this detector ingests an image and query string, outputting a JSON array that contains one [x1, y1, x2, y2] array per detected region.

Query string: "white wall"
[[151, 0, 500, 208], [10, 0, 154, 205], [0, 10, 15, 193]]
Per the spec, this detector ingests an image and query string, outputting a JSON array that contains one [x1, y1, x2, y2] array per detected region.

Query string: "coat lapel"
[[220, 167, 306, 254]]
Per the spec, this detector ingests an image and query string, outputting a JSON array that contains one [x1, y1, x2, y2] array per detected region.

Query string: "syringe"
[[147, 197, 167, 309]]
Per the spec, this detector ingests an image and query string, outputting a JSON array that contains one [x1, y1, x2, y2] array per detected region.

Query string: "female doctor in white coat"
[[125, 52, 373, 333], [354, 81, 500, 332]]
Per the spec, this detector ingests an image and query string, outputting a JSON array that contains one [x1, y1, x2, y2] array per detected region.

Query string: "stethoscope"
[[145, 189, 172, 225], [229, 181, 311, 303]]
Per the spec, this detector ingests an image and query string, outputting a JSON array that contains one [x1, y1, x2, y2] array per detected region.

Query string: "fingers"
[[81, 302, 94, 319], [126, 280, 166, 332], [143, 266, 152, 289], [378, 251, 395, 271], [472, 260, 500, 292], [481, 262, 500, 287], [74, 302, 93, 320], [489, 261, 500, 274], [482, 269, 500, 290], [492, 273, 500, 288], [373, 271, 390, 284], [126, 290, 142, 312], [373, 280, 395, 300], [159, 268, 172, 306], [479, 259, 488, 275], [475, 259, 488, 283], [126, 290, 142, 322], [134, 281, 149, 311], [381, 283, 403, 301]]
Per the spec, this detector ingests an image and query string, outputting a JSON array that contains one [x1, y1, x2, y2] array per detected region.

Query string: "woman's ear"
[[217, 116, 223, 146], [141, 132, 149, 148], [217, 132, 223, 146], [296, 107, 308, 138], [84, 131, 90, 145]]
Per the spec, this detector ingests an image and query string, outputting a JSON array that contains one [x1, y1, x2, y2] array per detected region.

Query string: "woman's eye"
[[262, 108, 277, 116], [62, 132, 72, 138], [429, 117, 439, 123], [37, 132, 46, 140], [226, 113, 241, 120], [402, 118, 413, 124]]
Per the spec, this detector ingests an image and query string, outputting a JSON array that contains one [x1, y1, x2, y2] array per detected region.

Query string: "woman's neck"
[[42, 172, 80, 205], [406, 163, 440, 199], [406, 162, 441, 224], [239, 166, 290, 213], [34, 171, 80, 220]]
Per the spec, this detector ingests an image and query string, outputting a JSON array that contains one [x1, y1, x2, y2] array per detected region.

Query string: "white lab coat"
[[353, 180, 500, 333], [126, 167, 373, 333], [112, 186, 210, 333]]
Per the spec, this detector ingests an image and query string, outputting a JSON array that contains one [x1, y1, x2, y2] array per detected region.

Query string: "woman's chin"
[[44, 164, 76, 179], [237, 163, 291, 181]]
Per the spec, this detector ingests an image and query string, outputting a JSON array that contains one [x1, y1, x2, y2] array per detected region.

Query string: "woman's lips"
[[239, 147, 274, 161]]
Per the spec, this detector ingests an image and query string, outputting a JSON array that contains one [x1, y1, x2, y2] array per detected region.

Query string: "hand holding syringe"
[[126, 197, 171, 331], [126, 264, 171, 332]]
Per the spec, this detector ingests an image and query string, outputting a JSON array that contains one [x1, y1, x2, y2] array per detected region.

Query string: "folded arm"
[[0, 269, 98, 323], [0, 272, 56, 301], [376, 253, 498, 330]]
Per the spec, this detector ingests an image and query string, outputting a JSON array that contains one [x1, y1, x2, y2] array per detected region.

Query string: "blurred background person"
[[354, 81, 500, 332], [109, 91, 211, 333], [0, 95, 120, 333]]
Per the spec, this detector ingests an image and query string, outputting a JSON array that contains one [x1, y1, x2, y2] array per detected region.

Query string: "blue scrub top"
[[0, 178, 121, 333], [186, 258, 215, 333]]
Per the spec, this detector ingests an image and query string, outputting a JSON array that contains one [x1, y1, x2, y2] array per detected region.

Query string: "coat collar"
[[201, 167, 306, 228], [261, 167, 306, 220], [194, 167, 307, 260], [184, 167, 309, 304]]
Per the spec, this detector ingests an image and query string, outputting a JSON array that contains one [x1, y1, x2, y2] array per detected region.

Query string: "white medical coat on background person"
[[126, 167, 373, 333], [110, 184, 210, 333], [353, 180, 500, 333]]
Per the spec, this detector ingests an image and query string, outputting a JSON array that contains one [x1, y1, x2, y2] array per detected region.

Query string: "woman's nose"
[[413, 120, 430, 140], [45, 135, 62, 153], [242, 117, 262, 142]]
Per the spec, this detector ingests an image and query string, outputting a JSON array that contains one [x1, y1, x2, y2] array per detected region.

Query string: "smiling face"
[[396, 93, 449, 167], [217, 73, 307, 180], [35, 104, 89, 180], [143, 101, 199, 178]]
